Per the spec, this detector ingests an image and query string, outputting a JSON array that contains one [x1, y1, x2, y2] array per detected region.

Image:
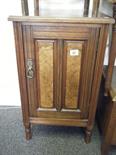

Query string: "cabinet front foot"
[[25, 125, 32, 140], [84, 129, 92, 144]]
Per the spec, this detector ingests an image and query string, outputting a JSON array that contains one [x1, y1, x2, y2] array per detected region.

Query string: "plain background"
[[0, 0, 115, 106]]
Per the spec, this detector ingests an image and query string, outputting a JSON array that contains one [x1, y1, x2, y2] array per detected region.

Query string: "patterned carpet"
[[0, 107, 115, 155]]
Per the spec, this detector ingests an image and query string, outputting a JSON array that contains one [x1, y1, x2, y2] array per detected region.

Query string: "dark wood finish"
[[105, 2, 116, 92], [13, 22, 31, 139], [9, 0, 114, 143], [22, 22, 100, 122], [8, 16, 114, 24], [9, 16, 113, 142], [97, 4, 116, 153], [30, 117, 88, 127], [86, 24, 109, 143], [21, 0, 29, 16], [84, 0, 90, 16], [97, 67, 116, 155]]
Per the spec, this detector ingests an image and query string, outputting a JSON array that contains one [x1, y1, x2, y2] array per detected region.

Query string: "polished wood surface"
[[65, 41, 82, 109], [97, 67, 116, 155], [86, 24, 109, 143], [10, 0, 114, 144], [112, 127, 116, 144], [11, 18, 111, 143], [23, 23, 99, 119], [36, 40, 54, 108], [99, 11, 116, 154], [30, 117, 88, 127], [13, 23, 31, 140], [8, 16, 115, 24]]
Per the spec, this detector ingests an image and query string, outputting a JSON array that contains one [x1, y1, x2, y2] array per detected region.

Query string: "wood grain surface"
[[65, 41, 82, 109], [11, 16, 111, 142], [36, 40, 54, 108], [8, 16, 115, 24]]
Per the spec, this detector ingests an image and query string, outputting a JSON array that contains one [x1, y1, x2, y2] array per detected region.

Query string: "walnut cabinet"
[[9, 16, 114, 143]]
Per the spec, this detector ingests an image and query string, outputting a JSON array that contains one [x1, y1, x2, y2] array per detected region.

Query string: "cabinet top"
[[8, 16, 115, 24]]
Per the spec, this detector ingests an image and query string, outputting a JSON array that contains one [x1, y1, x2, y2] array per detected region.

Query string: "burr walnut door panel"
[[23, 25, 98, 119], [62, 41, 83, 109], [35, 40, 55, 109]]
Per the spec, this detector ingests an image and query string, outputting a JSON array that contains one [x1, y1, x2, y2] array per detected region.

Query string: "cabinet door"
[[23, 25, 98, 119]]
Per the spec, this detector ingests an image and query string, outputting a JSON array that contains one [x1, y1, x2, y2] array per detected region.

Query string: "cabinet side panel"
[[88, 25, 109, 129], [112, 124, 116, 144], [13, 22, 30, 126]]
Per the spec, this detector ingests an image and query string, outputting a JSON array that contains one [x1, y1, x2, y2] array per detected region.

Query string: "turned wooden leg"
[[101, 143, 110, 155], [84, 128, 92, 144], [25, 124, 32, 140]]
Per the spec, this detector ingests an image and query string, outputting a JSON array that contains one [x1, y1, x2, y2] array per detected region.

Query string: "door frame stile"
[[13, 22, 31, 139]]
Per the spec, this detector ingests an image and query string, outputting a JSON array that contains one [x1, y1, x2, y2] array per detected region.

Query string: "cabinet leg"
[[101, 143, 110, 155], [84, 128, 92, 144], [25, 124, 32, 140]]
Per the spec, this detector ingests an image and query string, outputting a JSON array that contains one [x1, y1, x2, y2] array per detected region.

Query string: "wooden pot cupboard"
[[8, 0, 114, 143]]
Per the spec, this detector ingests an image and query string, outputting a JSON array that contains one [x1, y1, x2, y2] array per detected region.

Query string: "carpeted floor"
[[0, 107, 116, 155]]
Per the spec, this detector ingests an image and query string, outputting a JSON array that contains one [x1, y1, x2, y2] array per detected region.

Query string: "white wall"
[[0, 1, 21, 106], [0, 0, 115, 106]]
